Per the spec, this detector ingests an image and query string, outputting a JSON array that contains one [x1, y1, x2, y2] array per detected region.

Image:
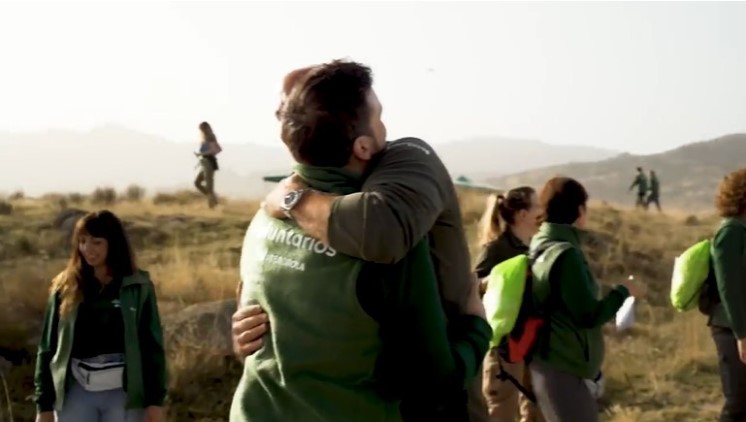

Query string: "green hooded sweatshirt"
[[629, 173, 648, 195], [34, 269, 167, 412], [529, 223, 630, 380], [230, 165, 490, 422], [709, 218, 746, 338], [649, 173, 660, 196]]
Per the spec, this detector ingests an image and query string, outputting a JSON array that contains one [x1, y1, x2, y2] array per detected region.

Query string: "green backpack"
[[670, 239, 711, 312], [482, 241, 573, 404], [482, 253, 530, 348], [482, 241, 573, 358]]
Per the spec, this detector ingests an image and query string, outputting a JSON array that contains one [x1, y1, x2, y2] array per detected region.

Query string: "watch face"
[[283, 191, 299, 209]]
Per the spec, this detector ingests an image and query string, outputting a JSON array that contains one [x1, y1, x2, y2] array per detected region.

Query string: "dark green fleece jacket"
[[529, 223, 630, 379], [709, 218, 746, 338], [34, 270, 167, 412]]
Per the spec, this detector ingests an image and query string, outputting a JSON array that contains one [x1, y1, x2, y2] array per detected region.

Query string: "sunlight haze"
[[1, 1, 745, 154]]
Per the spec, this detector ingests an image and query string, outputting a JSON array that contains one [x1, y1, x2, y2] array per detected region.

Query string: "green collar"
[[721, 217, 746, 230], [294, 164, 363, 196], [122, 269, 150, 287], [537, 222, 584, 247]]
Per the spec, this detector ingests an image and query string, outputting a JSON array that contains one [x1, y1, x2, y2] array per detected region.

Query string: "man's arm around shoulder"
[[328, 137, 447, 263]]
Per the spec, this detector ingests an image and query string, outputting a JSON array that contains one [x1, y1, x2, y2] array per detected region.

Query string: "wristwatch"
[[280, 188, 308, 220]]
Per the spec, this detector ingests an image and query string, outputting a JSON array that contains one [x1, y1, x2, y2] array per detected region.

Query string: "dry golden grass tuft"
[[0, 189, 726, 421]]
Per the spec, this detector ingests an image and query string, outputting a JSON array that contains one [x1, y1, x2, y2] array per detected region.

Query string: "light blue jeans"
[[55, 380, 144, 422]]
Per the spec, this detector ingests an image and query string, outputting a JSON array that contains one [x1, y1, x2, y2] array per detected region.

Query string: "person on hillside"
[[34, 210, 167, 422], [699, 168, 746, 422], [646, 170, 661, 212], [629, 167, 648, 209], [473, 189, 544, 422], [194, 121, 222, 209], [233, 69, 492, 421], [528, 177, 639, 422], [229, 60, 490, 422]]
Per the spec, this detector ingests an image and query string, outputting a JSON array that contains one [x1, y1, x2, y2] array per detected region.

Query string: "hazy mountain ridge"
[[435, 137, 621, 177], [2, 126, 743, 210], [487, 133, 746, 211], [0, 126, 620, 199], [0, 125, 295, 199]]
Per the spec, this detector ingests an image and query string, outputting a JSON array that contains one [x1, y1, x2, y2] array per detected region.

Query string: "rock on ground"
[[161, 299, 237, 358], [52, 208, 88, 245]]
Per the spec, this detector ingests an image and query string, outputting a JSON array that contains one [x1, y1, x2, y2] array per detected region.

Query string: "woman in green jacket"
[[527, 177, 637, 422], [703, 168, 746, 422], [473, 187, 544, 422], [34, 210, 167, 422]]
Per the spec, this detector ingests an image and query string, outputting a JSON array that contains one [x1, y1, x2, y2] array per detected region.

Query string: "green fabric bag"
[[482, 254, 530, 348], [670, 239, 711, 312]]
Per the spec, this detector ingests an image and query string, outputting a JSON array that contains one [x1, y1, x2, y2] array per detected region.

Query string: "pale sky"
[[1, 1, 745, 154]]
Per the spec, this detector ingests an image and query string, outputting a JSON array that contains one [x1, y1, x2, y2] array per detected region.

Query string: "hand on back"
[[232, 305, 269, 359]]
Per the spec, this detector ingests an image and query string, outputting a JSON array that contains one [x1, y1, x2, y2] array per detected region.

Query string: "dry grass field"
[[0, 187, 727, 421]]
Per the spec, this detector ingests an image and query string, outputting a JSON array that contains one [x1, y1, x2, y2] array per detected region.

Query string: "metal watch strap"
[[282, 188, 308, 219]]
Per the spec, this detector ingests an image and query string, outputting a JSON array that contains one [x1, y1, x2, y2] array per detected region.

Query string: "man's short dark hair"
[[278, 60, 374, 167], [539, 176, 589, 224]]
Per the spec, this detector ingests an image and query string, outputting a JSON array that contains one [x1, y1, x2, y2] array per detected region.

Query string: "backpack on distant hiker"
[[482, 241, 574, 401], [670, 239, 712, 312]]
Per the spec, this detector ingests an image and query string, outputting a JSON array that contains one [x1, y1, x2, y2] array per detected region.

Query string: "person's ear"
[[516, 209, 529, 222], [351, 135, 376, 161]]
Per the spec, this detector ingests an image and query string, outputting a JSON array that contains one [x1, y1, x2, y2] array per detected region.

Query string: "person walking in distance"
[[194, 121, 222, 208], [646, 170, 661, 212], [473, 189, 544, 422], [629, 166, 648, 210]]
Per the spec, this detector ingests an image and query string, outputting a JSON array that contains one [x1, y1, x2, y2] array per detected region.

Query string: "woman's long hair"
[[478, 186, 536, 246], [52, 210, 137, 318], [199, 121, 217, 143]]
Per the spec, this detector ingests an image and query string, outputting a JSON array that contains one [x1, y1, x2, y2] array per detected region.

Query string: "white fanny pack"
[[71, 354, 125, 392]]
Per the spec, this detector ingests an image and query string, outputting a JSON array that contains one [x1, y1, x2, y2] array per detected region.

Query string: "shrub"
[[13, 235, 36, 255], [124, 184, 146, 202], [153, 190, 203, 206], [0, 201, 12, 215], [8, 191, 24, 201], [66, 192, 85, 204], [685, 215, 700, 226], [91, 187, 117, 205]]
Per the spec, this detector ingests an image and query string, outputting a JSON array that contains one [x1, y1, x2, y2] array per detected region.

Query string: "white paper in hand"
[[615, 296, 636, 332]]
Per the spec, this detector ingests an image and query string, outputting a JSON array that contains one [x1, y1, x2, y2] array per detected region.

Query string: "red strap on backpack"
[[507, 316, 545, 363]]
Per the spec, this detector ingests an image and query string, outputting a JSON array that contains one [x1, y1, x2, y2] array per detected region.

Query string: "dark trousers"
[[635, 193, 648, 209], [529, 360, 599, 422], [712, 326, 746, 422], [646, 193, 661, 211], [399, 369, 488, 422], [400, 388, 469, 422]]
